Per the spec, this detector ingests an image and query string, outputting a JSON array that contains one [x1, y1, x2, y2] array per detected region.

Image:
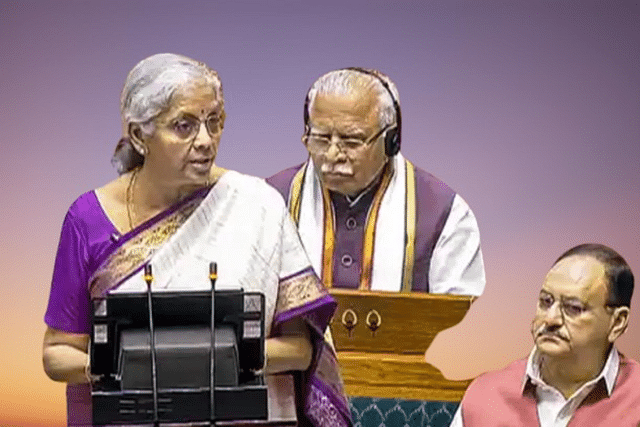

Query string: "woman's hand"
[[264, 318, 313, 375], [42, 327, 90, 383]]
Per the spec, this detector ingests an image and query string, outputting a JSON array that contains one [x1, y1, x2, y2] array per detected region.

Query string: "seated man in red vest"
[[267, 68, 485, 294], [452, 243, 640, 426]]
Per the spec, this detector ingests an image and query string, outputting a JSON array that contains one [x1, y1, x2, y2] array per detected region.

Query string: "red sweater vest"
[[460, 355, 640, 426]]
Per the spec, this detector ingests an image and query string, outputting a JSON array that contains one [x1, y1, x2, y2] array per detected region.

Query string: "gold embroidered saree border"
[[273, 268, 351, 426], [88, 195, 204, 298], [275, 267, 329, 316]]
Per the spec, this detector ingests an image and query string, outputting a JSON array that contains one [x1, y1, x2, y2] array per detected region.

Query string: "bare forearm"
[[42, 327, 90, 384], [264, 335, 313, 375], [43, 344, 89, 383]]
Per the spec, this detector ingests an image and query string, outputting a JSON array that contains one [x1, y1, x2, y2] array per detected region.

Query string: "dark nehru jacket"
[[267, 162, 482, 293]]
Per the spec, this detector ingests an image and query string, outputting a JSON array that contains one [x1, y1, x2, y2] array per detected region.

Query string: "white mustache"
[[321, 163, 352, 175]]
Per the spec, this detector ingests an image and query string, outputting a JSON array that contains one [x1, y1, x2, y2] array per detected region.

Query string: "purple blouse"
[[45, 190, 119, 334]]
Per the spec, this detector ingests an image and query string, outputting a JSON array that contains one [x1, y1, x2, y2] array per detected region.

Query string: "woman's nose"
[[192, 122, 214, 148]]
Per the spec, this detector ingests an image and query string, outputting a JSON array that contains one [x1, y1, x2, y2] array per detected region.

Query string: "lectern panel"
[[328, 289, 474, 401], [329, 289, 472, 354]]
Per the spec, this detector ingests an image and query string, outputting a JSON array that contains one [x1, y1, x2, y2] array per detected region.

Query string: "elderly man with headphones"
[[267, 68, 485, 295]]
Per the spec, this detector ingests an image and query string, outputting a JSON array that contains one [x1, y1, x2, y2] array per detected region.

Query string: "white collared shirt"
[[428, 194, 485, 296], [450, 347, 619, 427]]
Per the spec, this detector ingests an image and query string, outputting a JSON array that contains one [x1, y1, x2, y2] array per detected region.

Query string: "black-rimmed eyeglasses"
[[304, 124, 394, 154]]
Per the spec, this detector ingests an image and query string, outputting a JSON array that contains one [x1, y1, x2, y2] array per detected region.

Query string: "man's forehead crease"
[[311, 118, 368, 134], [314, 94, 377, 116], [540, 286, 578, 299], [543, 276, 604, 303]]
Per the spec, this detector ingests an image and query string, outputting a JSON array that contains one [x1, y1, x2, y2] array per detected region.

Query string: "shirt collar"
[[331, 160, 392, 208], [522, 346, 619, 396], [343, 174, 380, 206]]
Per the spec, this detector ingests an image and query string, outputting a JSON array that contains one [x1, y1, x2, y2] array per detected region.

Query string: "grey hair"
[[306, 68, 400, 128], [112, 53, 224, 174]]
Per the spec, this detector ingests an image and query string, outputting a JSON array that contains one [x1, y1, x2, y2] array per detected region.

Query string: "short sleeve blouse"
[[44, 191, 119, 334]]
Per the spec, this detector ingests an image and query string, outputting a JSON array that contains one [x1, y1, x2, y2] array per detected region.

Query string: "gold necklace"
[[125, 167, 217, 231], [126, 167, 140, 231]]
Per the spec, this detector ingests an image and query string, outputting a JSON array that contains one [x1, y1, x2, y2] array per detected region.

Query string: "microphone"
[[144, 264, 159, 426], [209, 262, 217, 423]]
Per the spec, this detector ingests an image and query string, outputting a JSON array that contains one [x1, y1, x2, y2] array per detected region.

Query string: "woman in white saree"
[[43, 53, 351, 427]]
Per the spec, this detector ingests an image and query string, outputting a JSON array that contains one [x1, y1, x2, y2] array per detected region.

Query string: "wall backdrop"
[[1, 1, 638, 425]]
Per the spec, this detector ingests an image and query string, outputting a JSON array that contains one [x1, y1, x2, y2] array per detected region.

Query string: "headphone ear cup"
[[384, 127, 400, 156], [303, 93, 310, 129]]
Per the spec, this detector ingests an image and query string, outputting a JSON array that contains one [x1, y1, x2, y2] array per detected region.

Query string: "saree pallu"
[[85, 171, 351, 427]]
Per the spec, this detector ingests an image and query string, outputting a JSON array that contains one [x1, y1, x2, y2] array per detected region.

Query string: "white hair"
[[305, 68, 400, 128], [112, 53, 224, 174]]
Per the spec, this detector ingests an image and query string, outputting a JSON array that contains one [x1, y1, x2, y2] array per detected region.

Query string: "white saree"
[[89, 170, 351, 426], [110, 171, 314, 333]]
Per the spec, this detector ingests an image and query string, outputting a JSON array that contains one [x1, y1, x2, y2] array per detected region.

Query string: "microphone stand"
[[209, 262, 217, 426], [144, 264, 159, 426]]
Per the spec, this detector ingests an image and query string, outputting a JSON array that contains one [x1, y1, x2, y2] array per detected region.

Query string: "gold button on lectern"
[[329, 289, 473, 401]]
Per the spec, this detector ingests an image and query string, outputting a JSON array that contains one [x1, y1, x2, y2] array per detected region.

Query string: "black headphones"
[[303, 67, 402, 157]]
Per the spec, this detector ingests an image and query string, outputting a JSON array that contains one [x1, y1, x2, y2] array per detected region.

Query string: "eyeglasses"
[[537, 293, 591, 319], [162, 111, 226, 143], [304, 124, 394, 154], [537, 292, 621, 319]]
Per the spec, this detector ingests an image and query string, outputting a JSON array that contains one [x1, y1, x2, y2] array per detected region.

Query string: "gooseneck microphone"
[[209, 262, 217, 423], [143, 264, 159, 426]]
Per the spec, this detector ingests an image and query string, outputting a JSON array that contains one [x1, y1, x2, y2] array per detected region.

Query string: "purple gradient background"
[[1, 1, 639, 425]]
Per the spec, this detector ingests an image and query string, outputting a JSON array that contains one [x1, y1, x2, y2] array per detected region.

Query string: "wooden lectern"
[[329, 289, 474, 401]]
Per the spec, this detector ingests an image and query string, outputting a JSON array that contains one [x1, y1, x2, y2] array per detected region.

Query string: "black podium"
[[90, 287, 271, 426]]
